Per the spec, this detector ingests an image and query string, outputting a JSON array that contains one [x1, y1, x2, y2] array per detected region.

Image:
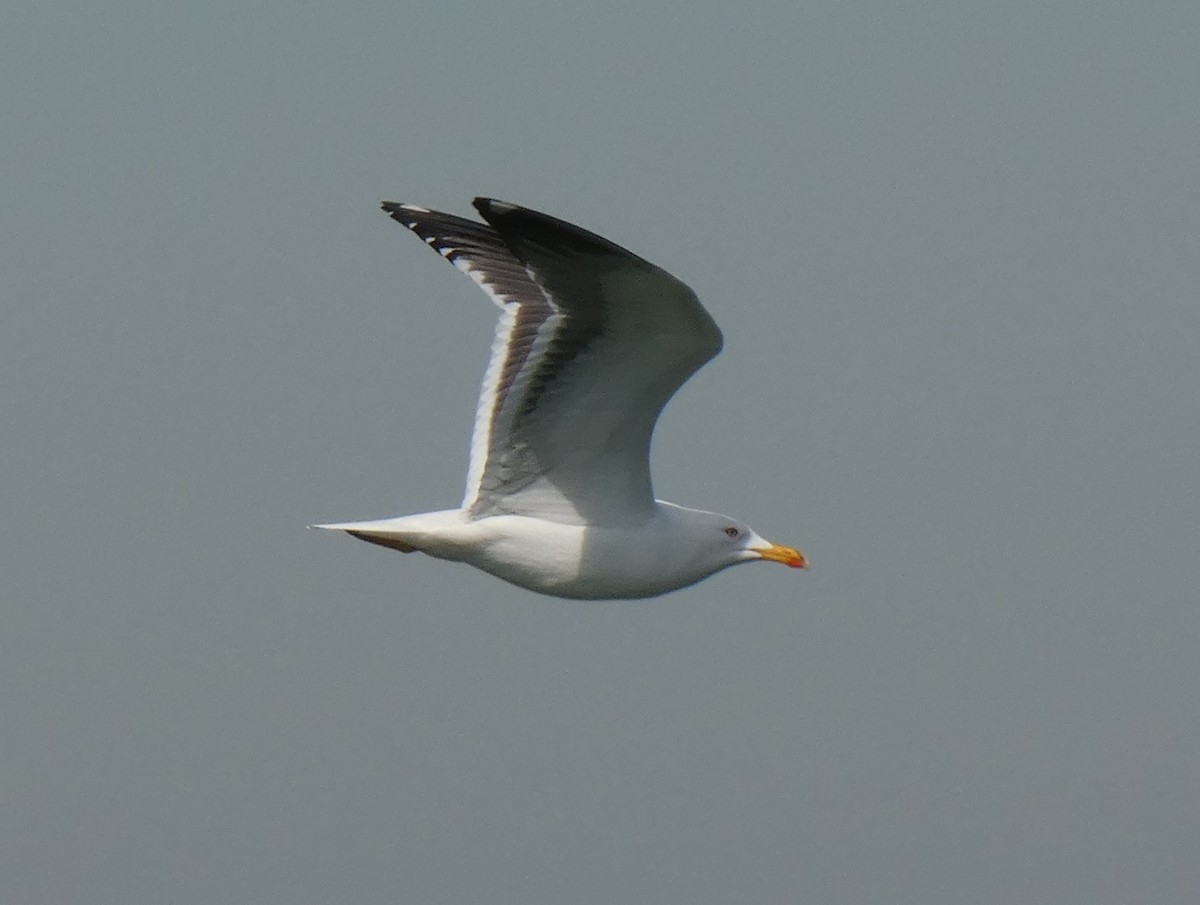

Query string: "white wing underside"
[[384, 199, 723, 527]]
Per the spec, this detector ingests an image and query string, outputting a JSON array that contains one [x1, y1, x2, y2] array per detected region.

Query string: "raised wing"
[[383, 198, 723, 526]]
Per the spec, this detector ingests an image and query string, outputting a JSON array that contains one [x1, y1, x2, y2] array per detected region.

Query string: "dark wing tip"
[[472, 198, 643, 263], [472, 197, 517, 219], [380, 201, 431, 227]]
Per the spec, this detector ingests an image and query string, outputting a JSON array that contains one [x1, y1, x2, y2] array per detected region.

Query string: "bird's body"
[[323, 502, 789, 600], [316, 198, 806, 598]]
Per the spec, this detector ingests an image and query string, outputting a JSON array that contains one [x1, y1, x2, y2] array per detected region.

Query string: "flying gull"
[[315, 198, 807, 598]]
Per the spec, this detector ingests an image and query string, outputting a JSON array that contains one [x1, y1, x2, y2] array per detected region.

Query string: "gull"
[[315, 199, 806, 598]]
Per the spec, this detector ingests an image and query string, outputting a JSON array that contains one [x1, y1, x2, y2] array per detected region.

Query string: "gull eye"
[[724, 526, 740, 538]]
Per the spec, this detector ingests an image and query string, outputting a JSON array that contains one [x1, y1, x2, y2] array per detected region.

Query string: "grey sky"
[[3, 1, 1198, 902]]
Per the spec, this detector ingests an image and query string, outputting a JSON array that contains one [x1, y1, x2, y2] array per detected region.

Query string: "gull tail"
[[310, 519, 422, 554]]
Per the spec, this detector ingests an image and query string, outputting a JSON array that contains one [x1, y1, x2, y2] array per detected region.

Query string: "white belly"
[[456, 513, 723, 600]]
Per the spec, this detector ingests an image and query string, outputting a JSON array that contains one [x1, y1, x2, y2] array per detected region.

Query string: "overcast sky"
[[4, 1, 1199, 903]]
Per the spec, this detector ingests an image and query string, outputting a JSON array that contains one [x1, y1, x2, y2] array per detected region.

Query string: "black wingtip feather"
[[472, 198, 641, 262], [380, 200, 424, 227], [473, 197, 515, 219]]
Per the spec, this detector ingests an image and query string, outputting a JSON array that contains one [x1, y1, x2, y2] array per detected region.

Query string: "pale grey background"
[[3, 1, 1198, 903]]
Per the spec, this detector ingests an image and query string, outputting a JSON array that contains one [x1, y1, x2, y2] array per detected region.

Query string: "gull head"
[[663, 504, 808, 579]]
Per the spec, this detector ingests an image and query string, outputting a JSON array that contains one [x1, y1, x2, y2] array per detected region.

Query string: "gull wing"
[[383, 199, 723, 526]]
